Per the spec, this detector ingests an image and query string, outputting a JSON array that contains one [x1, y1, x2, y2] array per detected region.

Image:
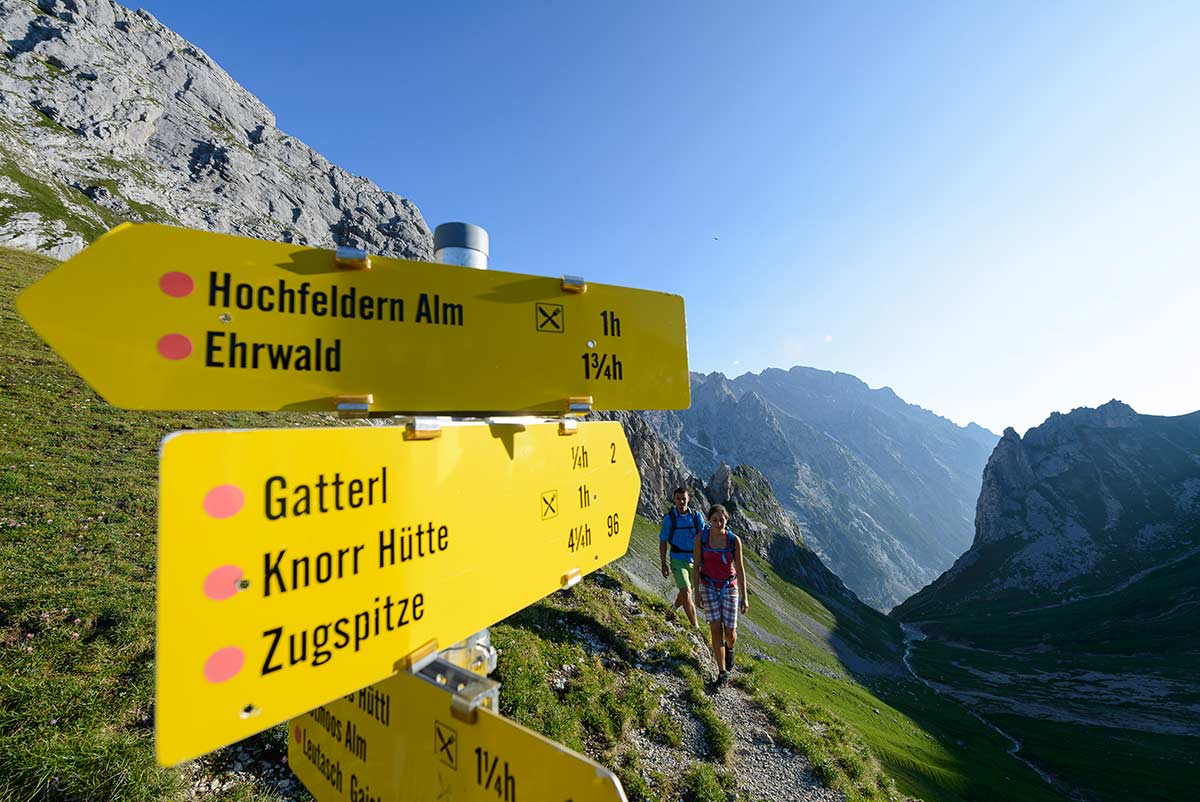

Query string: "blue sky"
[[139, 1, 1199, 434]]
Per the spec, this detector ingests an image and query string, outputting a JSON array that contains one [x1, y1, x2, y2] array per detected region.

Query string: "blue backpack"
[[668, 508, 704, 555]]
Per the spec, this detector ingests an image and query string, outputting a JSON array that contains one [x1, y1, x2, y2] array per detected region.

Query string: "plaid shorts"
[[699, 578, 739, 628]]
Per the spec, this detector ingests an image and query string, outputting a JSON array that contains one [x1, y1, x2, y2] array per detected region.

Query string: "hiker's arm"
[[736, 539, 749, 612], [659, 540, 669, 578], [692, 533, 704, 609]]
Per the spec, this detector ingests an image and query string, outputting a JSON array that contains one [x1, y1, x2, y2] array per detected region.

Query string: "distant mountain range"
[[602, 407, 862, 612], [646, 368, 997, 609], [894, 401, 1200, 802]]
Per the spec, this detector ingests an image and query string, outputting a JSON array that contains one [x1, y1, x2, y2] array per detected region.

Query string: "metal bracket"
[[561, 275, 587, 293], [439, 629, 499, 677], [561, 567, 582, 589], [335, 393, 373, 418], [564, 396, 593, 416], [402, 417, 443, 440], [334, 245, 371, 270], [396, 639, 440, 673], [558, 418, 579, 436], [415, 657, 501, 724]]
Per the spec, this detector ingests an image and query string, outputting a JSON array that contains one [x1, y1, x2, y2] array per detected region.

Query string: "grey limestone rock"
[[0, 0, 433, 259], [659, 367, 998, 610], [896, 401, 1200, 615]]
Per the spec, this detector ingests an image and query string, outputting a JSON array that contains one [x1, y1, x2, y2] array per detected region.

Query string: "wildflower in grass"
[[25, 646, 32, 653], [61, 608, 67, 614], [49, 719, 57, 725], [25, 633, 33, 640], [71, 632, 79, 639], [73, 618, 81, 625]]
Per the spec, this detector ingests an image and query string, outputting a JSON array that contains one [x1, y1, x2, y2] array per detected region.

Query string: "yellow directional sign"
[[155, 420, 638, 765], [288, 667, 627, 802], [16, 223, 689, 413]]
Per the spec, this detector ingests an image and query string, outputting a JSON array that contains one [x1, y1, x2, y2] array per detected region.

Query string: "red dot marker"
[[294, 725, 303, 744], [157, 334, 192, 360], [204, 646, 245, 683], [203, 565, 244, 601], [159, 272, 194, 298], [203, 485, 245, 519]]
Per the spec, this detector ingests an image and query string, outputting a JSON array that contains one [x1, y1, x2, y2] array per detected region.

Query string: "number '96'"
[[606, 513, 620, 537]]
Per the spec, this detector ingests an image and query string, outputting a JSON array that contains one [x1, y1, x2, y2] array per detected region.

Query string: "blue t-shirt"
[[659, 508, 706, 563]]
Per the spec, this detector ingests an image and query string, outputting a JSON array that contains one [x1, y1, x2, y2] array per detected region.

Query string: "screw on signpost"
[[431, 222, 500, 678]]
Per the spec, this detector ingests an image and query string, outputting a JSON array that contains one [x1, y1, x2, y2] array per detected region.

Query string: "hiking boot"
[[717, 669, 730, 686], [725, 644, 735, 671]]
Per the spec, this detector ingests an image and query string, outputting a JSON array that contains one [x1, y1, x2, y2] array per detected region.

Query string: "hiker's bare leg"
[[724, 627, 737, 649], [709, 621, 725, 671], [681, 588, 698, 627]]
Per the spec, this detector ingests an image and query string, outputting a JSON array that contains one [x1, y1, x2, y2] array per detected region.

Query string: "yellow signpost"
[[288, 664, 627, 802], [155, 420, 638, 765], [16, 223, 689, 413]]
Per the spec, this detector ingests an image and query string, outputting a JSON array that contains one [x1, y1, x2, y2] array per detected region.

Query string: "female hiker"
[[693, 504, 749, 684]]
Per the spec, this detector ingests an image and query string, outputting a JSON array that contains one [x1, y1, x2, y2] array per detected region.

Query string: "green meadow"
[[1, 246, 1064, 801]]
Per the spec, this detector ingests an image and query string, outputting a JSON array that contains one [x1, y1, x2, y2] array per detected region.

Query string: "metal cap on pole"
[[434, 222, 489, 269]]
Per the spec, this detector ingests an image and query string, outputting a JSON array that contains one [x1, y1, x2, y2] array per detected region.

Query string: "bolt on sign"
[[289, 665, 627, 802], [15, 222, 689, 414], [155, 420, 638, 766]]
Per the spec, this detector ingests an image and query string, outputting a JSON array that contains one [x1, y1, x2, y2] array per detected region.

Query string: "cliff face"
[[599, 410, 864, 611], [649, 367, 996, 609], [594, 410, 709, 519], [0, 0, 432, 259], [897, 400, 1200, 616], [706, 462, 853, 603], [892, 402, 1200, 802]]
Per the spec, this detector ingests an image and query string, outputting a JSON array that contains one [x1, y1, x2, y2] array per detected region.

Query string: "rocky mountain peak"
[[0, 0, 432, 259], [666, 367, 997, 609], [593, 410, 708, 518], [707, 461, 733, 505], [692, 371, 737, 402], [706, 461, 854, 602], [897, 402, 1200, 615]]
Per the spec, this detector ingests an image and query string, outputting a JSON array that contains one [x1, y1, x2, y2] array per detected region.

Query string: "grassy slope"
[[621, 523, 1063, 802], [2, 245, 1059, 802], [0, 247, 326, 801], [900, 550, 1200, 802]]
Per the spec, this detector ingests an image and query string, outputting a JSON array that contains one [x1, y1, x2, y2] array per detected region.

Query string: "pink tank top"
[[700, 531, 737, 583]]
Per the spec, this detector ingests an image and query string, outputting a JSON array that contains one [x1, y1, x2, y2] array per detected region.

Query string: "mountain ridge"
[[896, 400, 1200, 615], [0, 0, 432, 259], [653, 366, 997, 609], [892, 400, 1200, 802]]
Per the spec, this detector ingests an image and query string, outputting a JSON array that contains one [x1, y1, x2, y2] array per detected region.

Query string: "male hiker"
[[659, 486, 704, 626]]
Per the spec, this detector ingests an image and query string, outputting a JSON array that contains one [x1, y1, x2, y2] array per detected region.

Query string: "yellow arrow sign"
[[155, 420, 638, 765], [288, 667, 627, 802], [16, 223, 689, 413]]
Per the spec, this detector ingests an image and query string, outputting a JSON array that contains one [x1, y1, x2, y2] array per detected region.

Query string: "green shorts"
[[669, 557, 693, 592]]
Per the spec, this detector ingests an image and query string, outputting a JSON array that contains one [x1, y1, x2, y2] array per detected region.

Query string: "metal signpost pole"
[[432, 221, 499, 678]]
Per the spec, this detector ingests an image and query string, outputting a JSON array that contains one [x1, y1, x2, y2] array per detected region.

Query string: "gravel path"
[[629, 622, 843, 802], [709, 677, 843, 802], [184, 583, 841, 802]]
